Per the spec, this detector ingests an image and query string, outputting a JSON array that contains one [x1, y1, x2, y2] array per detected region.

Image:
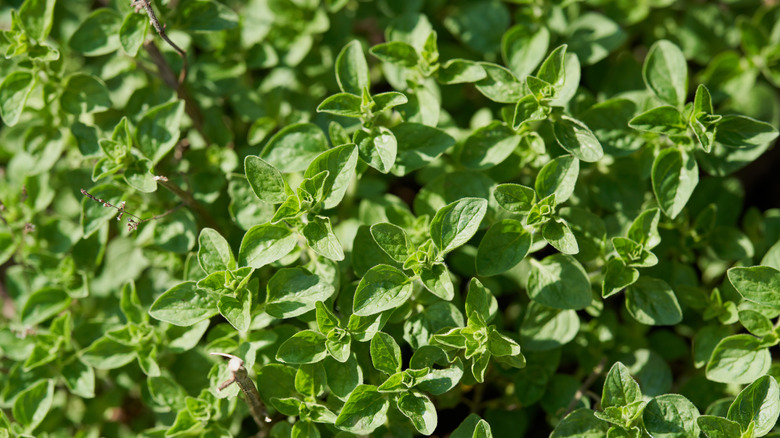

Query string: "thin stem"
[[563, 356, 608, 417], [80, 188, 182, 231], [210, 353, 270, 437], [156, 179, 223, 233], [132, 0, 187, 84]]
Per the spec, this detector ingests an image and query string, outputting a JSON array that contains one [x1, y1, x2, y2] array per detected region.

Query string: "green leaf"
[[19, 0, 56, 41], [494, 184, 536, 214], [652, 148, 698, 219], [706, 334, 771, 384], [628, 106, 688, 136], [627, 208, 661, 249], [324, 355, 362, 399], [459, 121, 522, 170], [370, 41, 419, 67], [738, 309, 774, 337], [303, 216, 344, 261], [542, 218, 579, 255], [218, 287, 251, 332], [693, 84, 714, 116], [136, 100, 185, 165], [602, 362, 642, 409], [149, 281, 219, 326], [353, 265, 413, 317], [370, 223, 411, 263], [521, 301, 580, 352], [81, 336, 137, 369], [334, 385, 389, 434], [238, 223, 297, 269], [551, 408, 610, 437], [12, 379, 53, 432], [266, 267, 336, 319], [370, 332, 402, 375], [68, 9, 122, 56], [527, 254, 591, 310], [728, 266, 780, 308], [643, 39, 688, 107], [624, 277, 682, 326], [261, 123, 330, 173], [119, 12, 147, 56], [612, 237, 658, 268], [372, 92, 408, 113], [537, 45, 567, 90], [304, 143, 358, 209], [430, 197, 488, 254], [696, 416, 742, 438], [276, 330, 328, 364], [120, 281, 146, 325], [502, 25, 549, 78], [476, 218, 531, 276], [642, 394, 700, 438], [566, 12, 626, 65], [465, 279, 498, 324], [715, 115, 779, 148], [62, 359, 95, 399], [197, 228, 235, 274], [437, 59, 486, 84], [513, 94, 550, 129], [21, 287, 71, 326], [123, 158, 157, 192], [335, 40, 369, 95], [475, 63, 525, 103], [295, 363, 327, 399], [419, 262, 455, 301], [727, 375, 780, 435], [177, 0, 238, 31], [553, 116, 604, 162], [355, 126, 397, 174], [317, 93, 363, 117], [397, 391, 438, 435], [245, 156, 288, 204], [0, 71, 35, 126], [390, 122, 456, 176], [535, 155, 579, 204]]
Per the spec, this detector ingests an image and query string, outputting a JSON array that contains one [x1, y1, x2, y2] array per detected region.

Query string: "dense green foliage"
[[2, 0, 780, 437]]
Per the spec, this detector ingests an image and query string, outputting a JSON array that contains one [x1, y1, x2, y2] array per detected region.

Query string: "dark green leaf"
[[643, 39, 688, 107], [475, 63, 525, 103], [335, 40, 369, 95], [494, 184, 535, 214], [266, 267, 336, 319], [370, 223, 411, 263], [12, 379, 53, 432], [527, 254, 591, 310], [149, 281, 219, 326], [245, 156, 288, 204], [136, 100, 185, 165], [476, 218, 531, 276], [419, 262, 455, 301], [397, 391, 438, 435], [502, 25, 549, 78], [334, 385, 389, 434], [304, 143, 358, 209], [625, 277, 682, 325], [353, 265, 413, 316], [370, 41, 419, 67], [553, 116, 604, 162], [706, 334, 771, 384], [537, 45, 567, 90], [602, 362, 642, 409], [715, 115, 779, 148], [521, 301, 580, 351], [317, 93, 363, 117], [727, 375, 780, 435], [68, 9, 122, 56], [303, 215, 344, 261], [628, 106, 688, 136], [0, 71, 35, 126], [652, 148, 698, 219], [459, 121, 522, 170], [438, 59, 486, 84], [238, 223, 297, 269], [535, 155, 579, 204], [261, 123, 330, 173], [197, 228, 235, 274], [276, 330, 328, 364], [370, 332, 402, 375], [465, 279, 498, 324], [696, 416, 742, 438], [430, 197, 488, 254], [551, 408, 610, 437], [390, 123, 456, 176], [355, 126, 397, 174], [642, 394, 700, 438]]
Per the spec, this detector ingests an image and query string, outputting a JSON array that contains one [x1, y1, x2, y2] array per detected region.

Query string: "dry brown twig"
[[80, 188, 181, 231], [210, 352, 271, 437], [131, 0, 187, 85]]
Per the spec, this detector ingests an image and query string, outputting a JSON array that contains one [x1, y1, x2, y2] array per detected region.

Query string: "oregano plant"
[[1, 0, 780, 437]]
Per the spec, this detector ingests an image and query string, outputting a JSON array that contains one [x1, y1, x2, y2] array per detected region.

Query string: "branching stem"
[[80, 188, 181, 231], [132, 0, 187, 84]]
